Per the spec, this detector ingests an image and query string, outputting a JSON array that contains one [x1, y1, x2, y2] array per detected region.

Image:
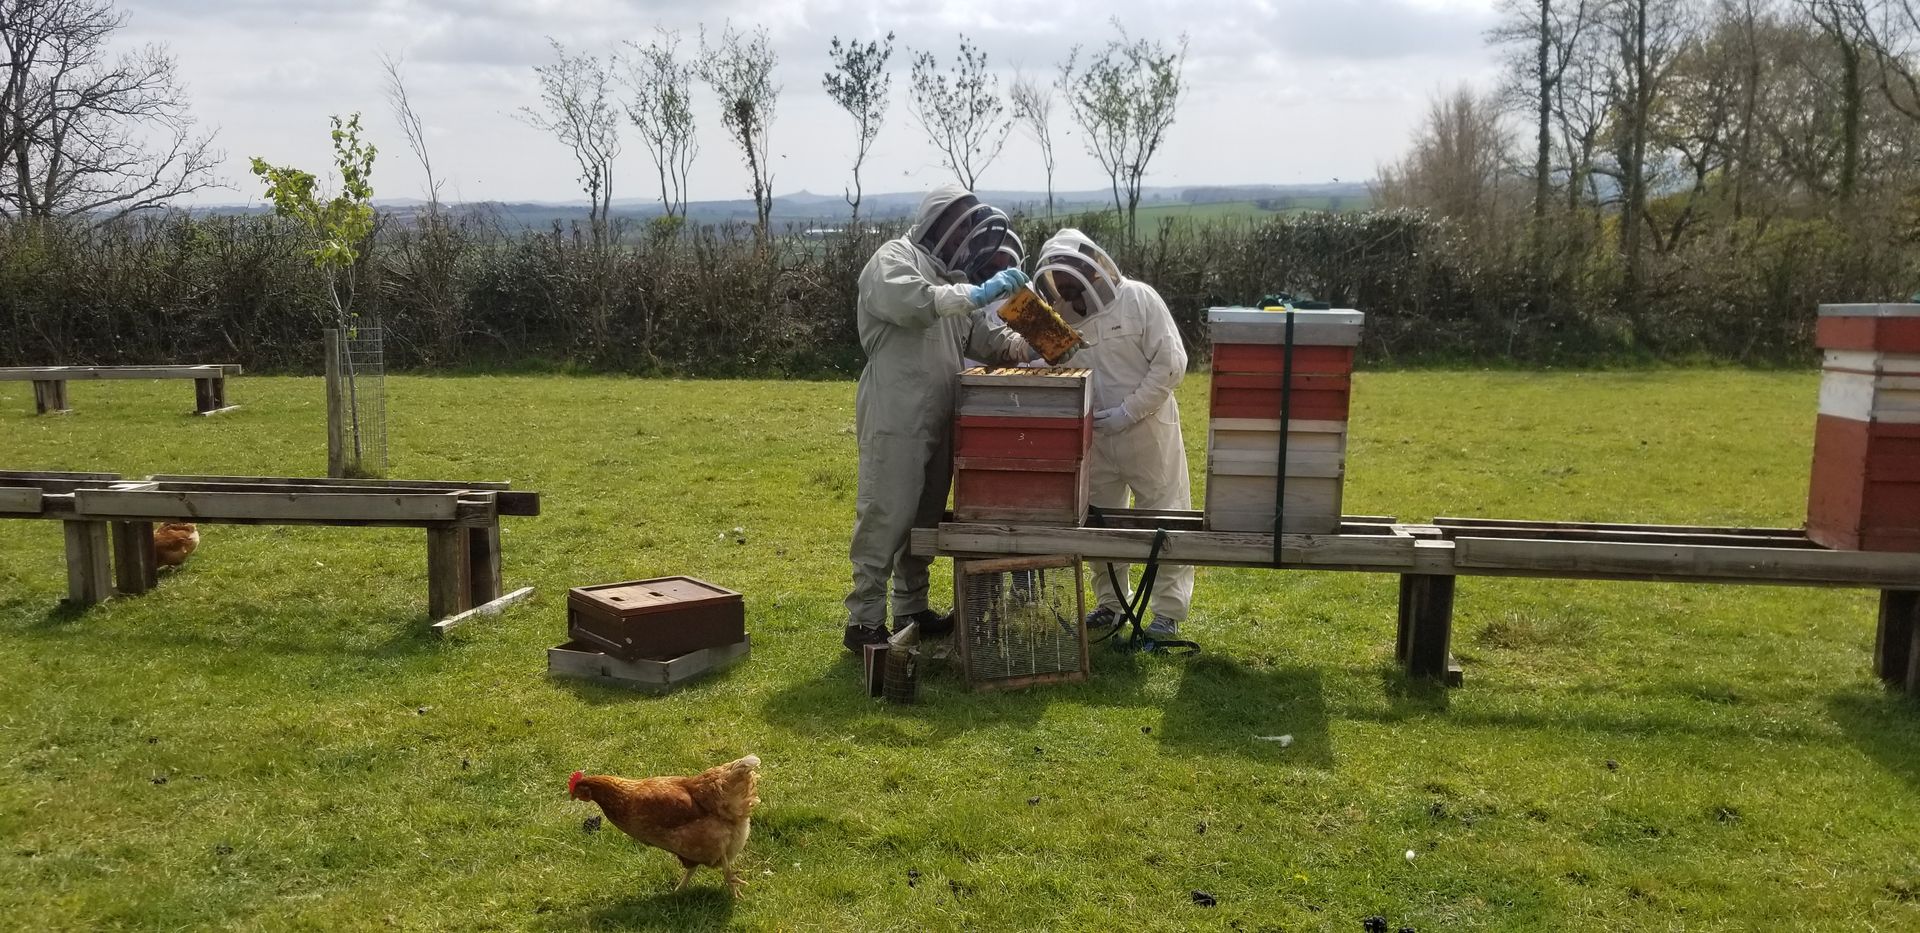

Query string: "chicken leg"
[[674, 862, 698, 891], [724, 862, 745, 899]]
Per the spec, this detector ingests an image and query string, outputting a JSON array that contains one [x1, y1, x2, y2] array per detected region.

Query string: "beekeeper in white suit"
[[842, 184, 1042, 652], [1033, 228, 1194, 643]]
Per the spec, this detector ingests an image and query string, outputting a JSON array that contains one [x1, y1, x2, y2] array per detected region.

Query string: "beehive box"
[[1809, 304, 1920, 551], [567, 577, 745, 662], [1203, 308, 1363, 536], [1203, 418, 1347, 533], [953, 368, 1093, 526]]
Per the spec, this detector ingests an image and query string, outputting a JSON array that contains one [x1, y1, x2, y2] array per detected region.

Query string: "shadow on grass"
[[35, 600, 92, 627], [1828, 686, 1920, 792], [15, 600, 439, 660], [1379, 666, 1453, 719], [576, 884, 734, 932], [1156, 655, 1334, 767], [758, 652, 1049, 747]]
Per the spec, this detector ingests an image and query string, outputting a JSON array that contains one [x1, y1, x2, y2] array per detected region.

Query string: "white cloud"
[[118, 0, 1501, 205]]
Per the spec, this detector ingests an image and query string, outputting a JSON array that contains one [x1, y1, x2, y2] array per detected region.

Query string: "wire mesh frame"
[[955, 555, 1089, 691], [339, 324, 388, 477]]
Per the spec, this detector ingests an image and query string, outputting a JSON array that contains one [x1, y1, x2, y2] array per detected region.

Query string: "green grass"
[[3, 371, 1919, 931]]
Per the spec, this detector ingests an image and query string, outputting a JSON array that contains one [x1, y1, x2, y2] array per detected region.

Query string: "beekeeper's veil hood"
[[910, 184, 993, 278], [1035, 228, 1122, 322]]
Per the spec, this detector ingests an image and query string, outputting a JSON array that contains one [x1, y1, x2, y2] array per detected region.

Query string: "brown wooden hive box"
[[566, 577, 745, 662]]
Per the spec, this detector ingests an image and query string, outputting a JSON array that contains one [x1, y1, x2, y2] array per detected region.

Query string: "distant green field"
[[1123, 197, 1373, 238]]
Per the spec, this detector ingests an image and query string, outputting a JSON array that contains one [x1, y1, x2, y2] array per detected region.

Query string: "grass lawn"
[[3, 370, 1918, 931]]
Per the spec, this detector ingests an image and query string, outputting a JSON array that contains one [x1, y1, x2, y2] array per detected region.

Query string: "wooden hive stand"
[[0, 471, 541, 630], [0, 365, 243, 416]]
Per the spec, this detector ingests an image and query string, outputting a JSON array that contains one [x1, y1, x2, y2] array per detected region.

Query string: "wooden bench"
[[915, 510, 1920, 697], [0, 365, 244, 415], [0, 471, 541, 627]]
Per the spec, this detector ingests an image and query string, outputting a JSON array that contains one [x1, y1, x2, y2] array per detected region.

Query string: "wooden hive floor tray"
[[548, 636, 751, 693]]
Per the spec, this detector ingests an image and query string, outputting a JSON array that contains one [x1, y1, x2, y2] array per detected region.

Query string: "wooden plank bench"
[[0, 365, 243, 415], [0, 471, 540, 625], [913, 509, 1920, 697]]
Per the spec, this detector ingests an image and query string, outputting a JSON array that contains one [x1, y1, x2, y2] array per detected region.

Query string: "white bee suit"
[[1035, 229, 1194, 622], [845, 185, 1034, 630]]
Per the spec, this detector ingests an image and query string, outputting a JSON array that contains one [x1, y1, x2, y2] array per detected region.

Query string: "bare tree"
[[1491, 0, 1593, 224], [516, 38, 621, 244], [1554, 23, 1616, 213], [0, 0, 218, 218], [908, 34, 1011, 191], [619, 29, 697, 220], [1600, 0, 1698, 315], [1650, 18, 1744, 249], [823, 31, 894, 225], [1010, 70, 1058, 222], [1802, 0, 1870, 201], [1374, 86, 1517, 228], [379, 52, 441, 213], [699, 23, 779, 241], [1059, 21, 1188, 246], [1853, 0, 1920, 121]]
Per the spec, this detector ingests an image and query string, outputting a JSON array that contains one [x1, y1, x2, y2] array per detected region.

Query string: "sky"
[[119, 0, 1504, 206]]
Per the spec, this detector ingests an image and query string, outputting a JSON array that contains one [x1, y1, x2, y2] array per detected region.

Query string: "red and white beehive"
[[1808, 303, 1920, 551], [952, 367, 1093, 525], [1203, 308, 1364, 535]]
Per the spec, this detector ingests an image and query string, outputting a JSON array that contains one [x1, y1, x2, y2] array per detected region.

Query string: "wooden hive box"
[[1203, 418, 1347, 534], [953, 367, 1093, 526], [567, 577, 745, 662], [1809, 304, 1920, 551], [1203, 309, 1363, 536]]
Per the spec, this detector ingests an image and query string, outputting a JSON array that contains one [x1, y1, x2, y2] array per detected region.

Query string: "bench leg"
[[63, 520, 112, 605], [192, 377, 235, 415], [467, 523, 503, 608], [34, 380, 71, 414], [427, 526, 473, 621], [112, 521, 159, 595], [1876, 590, 1920, 694], [1400, 574, 1462, 686], [1395, 574, 1416, 663]]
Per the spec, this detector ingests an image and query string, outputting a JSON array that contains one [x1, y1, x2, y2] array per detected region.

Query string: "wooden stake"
[[63, 520, 111, 604], [325, 329, 346, 477]]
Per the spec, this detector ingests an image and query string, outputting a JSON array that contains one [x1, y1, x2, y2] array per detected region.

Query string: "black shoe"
[[843, 624, 890, 652], [1085, 606, 1120, 632], [895, 609, 954, 638]]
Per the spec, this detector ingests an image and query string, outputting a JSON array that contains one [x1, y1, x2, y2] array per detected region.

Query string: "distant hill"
[[199, 182, 1374, 231]]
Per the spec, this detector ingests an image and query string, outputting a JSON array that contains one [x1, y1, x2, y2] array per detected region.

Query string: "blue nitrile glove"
[[970, 268, 1030, 307], [1092, 404, 1140, 434]]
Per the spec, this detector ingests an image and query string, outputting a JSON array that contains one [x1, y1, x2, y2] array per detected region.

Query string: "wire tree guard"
[[326, 324, 388, 478]]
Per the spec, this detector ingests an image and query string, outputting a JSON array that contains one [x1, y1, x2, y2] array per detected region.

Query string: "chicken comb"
[[568, 770, 584, 795]]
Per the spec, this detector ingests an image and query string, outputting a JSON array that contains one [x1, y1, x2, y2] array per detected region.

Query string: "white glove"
[[1092, 405, 1140, 434]]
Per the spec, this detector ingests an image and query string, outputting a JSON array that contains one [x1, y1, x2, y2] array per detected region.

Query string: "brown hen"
[[568, 754, 761, 897], [153, 522, 199, 568]]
